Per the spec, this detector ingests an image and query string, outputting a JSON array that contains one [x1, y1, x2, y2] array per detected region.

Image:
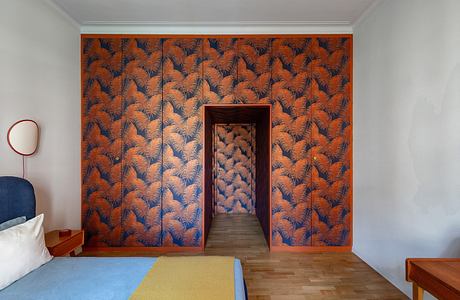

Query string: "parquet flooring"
[[82, 214, 408, 299]]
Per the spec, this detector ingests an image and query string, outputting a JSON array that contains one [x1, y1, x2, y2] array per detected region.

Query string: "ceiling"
[[50, 0, 380, 33]]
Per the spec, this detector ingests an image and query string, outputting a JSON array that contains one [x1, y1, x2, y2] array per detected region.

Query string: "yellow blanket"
[[130, 256, 235, 300]]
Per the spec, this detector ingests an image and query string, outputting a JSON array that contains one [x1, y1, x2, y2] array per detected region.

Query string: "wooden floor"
[[82, 214, 408, 299]]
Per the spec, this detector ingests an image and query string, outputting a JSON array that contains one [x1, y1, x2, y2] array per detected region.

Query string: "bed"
[[0, 176, 247, 300]]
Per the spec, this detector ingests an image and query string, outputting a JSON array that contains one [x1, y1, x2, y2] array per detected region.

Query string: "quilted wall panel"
[[82, 38, 123, 246], [161, 38, 203, 247], [81, 36, 352, 248], [214, 124, 256, 214], [121, 38, 163, 246]]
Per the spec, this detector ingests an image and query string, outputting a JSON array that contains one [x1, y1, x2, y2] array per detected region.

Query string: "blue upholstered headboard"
[[0, 176, 36, 223]]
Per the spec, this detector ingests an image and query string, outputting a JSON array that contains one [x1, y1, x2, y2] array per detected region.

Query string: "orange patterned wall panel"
[[235, 38, 271, 104], [309, 37, 352, 246], [81, 35, 352, 249], [214, 124, 256, 214], [271, 38, 313, 246], [162, 38, 203, 247], [82, 38, 123, 246], [121, 38, 163, 246], [203, 38, 238, 104]]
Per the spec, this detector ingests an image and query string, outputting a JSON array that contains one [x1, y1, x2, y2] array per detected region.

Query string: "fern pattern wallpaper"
[[121, 38, 163, 247], [214, 124, 256, 214], [203, 38, 238, 104], [271, 38, 313, 246], [82, 36, 352, 248], [82, 39, 123, 246], [310, 38, 352, 247], [162, 39, 203, 247]]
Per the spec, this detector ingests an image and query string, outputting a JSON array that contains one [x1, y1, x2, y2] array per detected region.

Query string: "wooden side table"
[[45, 230, 84, 257], [406, 258, 460, 300]]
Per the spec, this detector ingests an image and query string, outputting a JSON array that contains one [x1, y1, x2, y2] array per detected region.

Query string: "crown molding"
[[352, 0, 383, 29], [44, 0, 80, 29], [80, 21, 353, 34]]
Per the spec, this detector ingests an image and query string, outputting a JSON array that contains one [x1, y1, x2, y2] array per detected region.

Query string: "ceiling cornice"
[[352, 0, 382, 29], [44, 0, 80, 29], [80, 21, 353, 34]]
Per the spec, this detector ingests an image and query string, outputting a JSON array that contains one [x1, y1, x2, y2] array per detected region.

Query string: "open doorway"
[[203, 104, 271, 249]]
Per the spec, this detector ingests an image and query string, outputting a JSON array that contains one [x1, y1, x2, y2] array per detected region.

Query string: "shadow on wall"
[[441, 236, 460, 257], [409, 63, 460, 214], [32, 178, 53, 229]]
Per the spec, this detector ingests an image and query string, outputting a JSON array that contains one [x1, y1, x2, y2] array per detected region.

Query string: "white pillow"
[[0, 214, 53, 290]]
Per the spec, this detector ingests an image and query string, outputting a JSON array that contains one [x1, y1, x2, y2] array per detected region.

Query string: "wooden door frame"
[[202, 104, 272, 250]]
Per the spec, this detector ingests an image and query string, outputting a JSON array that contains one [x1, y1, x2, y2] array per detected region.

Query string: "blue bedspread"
[[0, 257, 245, 300]]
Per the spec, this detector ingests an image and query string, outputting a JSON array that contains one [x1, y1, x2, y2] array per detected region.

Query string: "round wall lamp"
[[7, 119, 39, 177]]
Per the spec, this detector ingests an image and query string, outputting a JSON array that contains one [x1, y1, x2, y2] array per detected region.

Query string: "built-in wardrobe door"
[[82, 38, 123, 246], [235, 38, 271, 104], [310, 37, 352, 246], [203, 38, 238, 103], [162, 38, 203, 247], [271, 38, 313, 246], [121, 38, 163, 246]]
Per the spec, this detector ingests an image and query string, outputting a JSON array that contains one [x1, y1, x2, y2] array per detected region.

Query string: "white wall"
[[354, 0, 460, 298], [0, 0, 80, 230]]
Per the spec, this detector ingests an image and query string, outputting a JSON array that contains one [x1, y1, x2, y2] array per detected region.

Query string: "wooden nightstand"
[[45, 230, 84, 257]]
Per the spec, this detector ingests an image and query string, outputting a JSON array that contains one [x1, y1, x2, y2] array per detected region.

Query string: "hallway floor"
[[82, 214, 408, 299]]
